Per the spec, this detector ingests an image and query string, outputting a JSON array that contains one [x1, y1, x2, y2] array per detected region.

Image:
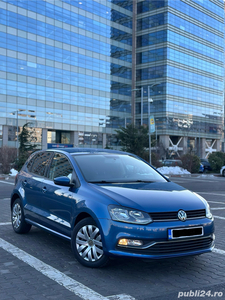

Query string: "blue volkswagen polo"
[[11, 148, 214, 267]]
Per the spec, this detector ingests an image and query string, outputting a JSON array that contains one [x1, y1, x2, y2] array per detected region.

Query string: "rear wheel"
[[223, 170, 225, 177], [11, 198, 32, 234], [71, 217, 109, 268]]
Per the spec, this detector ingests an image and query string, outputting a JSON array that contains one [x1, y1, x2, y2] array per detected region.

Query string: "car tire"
[[11, 198, 32, 234], [71, 217, 109, 268], [223, 170, 225, 177]]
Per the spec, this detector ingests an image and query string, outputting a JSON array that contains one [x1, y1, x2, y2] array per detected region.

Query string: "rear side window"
[[31, 152, 52, 177], [48, 153, 73, 180], [27, 154, 36, 172]]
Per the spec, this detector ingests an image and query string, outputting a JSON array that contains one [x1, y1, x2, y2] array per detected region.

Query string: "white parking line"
[[208, 201, 225, 204], [213, 215, 225, 220], [196, 192, 225, 197], [109, 295, 136, 300], [213, 248, 225, 255], [174, 179, 216, 183], [0, 180, 14, 185], [0, 238, 135, 300], [0, 222, 11, 226], [211, 207, 225, 210]]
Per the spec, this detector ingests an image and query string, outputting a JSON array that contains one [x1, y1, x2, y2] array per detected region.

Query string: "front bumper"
[[99, 217, 215, 259]]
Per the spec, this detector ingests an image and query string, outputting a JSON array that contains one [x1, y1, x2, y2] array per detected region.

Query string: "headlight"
[[193, 193, 213, 219], [205, 201, 213, 219], [108, 205, 152, 224]]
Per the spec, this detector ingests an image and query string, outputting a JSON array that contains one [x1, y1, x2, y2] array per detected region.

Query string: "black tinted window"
[[48, 153, 73, 180], [27, 154, 36, 172], [31, 152, 52, 177]]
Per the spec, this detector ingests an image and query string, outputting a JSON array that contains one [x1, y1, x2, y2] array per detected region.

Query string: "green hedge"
[[208, 152, 225, 172]]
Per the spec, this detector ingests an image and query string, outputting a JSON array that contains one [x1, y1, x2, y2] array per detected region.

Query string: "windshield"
[[73, 154, 167, 183]]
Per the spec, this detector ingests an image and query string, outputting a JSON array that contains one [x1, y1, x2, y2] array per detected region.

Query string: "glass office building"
[[0, 0, 224, 157], [0, 0, 133, 149], [136, 0, 224, 157]]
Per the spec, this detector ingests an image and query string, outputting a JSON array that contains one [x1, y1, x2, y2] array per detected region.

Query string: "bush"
[[180, 154, 200, 173], [151, 152, 163, 168], [14, 151, 30, 171], [208, 152, 225, 172], [0, 146, 17, 174]]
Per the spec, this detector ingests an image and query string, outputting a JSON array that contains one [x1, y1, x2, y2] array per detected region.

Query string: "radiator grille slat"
[[149, 209, 206, 221]]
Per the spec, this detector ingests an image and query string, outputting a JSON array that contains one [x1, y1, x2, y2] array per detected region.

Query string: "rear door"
[[23, 151, 53, 222]]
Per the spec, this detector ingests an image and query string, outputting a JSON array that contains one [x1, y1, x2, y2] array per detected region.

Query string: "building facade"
[[0, 0, 133, 149], [0, 0, 224, 158], [136, 0, 224, 158]]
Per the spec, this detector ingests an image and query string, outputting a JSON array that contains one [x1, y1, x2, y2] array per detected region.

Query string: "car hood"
[[91, 182, 206, 212]]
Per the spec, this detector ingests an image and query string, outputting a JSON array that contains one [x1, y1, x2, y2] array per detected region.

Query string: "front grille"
[[149, 209, 206, 221], [118, 237, 213, 256], [145, 237, 213, 255]]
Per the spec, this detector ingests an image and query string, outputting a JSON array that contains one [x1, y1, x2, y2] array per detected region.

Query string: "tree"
[[208, 152, 225, 172], [0, 146, 17, 174], [115, 124, 155, 160], [16, 122, 38, 170], [180, 153, 200, 173]]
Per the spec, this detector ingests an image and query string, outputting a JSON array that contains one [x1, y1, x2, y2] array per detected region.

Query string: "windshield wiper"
[[88, 180, 118, 183], [128, 180, 154, 183]]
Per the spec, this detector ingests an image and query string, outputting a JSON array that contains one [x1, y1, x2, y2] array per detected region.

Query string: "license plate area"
[[168, 226, 203, 240]]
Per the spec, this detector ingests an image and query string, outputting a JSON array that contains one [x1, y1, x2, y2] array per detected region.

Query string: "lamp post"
[[198, 120, 201, 158], [147, 83, 161, 164], [148, 89, 153, 165], [132, 87, 143, 125], [11, 110, 19, 159]]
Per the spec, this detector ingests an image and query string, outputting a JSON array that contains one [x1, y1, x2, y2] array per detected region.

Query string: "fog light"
[[118, 239, 143, 247]]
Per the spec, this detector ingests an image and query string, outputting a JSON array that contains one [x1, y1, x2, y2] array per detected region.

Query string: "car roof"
[[47, 147, 132, 156]]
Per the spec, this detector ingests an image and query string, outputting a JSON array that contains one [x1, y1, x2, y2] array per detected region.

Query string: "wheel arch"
[[74, 212, 93, 227], [72, 210, 107, 249], [11, 193, 22, 210]]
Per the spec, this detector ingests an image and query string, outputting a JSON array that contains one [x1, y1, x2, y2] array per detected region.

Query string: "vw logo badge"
[[178, 210, 187, 221]]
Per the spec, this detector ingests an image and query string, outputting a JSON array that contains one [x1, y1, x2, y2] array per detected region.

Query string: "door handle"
[[22, 180, 27, 187], [42, 187, 47, 193]]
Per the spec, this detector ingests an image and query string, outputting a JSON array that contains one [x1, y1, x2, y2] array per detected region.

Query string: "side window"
[[27, 154, 36, 172], [48, 153, 73, 180], [31, 152, 52, 177]]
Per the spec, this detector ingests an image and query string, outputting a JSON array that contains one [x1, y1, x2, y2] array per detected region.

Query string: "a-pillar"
[[2, 125, 8, 147], [180, 136, 188, 155], [159, 135, 169, 159], [41, 128, 48, 150], [70, 131, 79, 148]]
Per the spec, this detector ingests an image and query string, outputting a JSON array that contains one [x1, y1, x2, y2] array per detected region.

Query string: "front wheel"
[[71, 217, 109, 268], [222, 170, 225, 177], [11, 198, 32, 234]]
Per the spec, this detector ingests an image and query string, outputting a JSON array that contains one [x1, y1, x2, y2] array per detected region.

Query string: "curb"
[[168, 174, 220, 178]]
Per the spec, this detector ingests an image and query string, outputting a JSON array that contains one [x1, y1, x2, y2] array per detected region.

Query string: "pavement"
[[0, 176, 225, 300]]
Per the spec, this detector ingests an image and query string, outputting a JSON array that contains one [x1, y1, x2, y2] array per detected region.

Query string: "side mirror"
[[54, 176, 74, 187]]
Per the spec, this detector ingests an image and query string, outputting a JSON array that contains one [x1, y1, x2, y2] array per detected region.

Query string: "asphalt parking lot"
[[0, 175, 225, 300]]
